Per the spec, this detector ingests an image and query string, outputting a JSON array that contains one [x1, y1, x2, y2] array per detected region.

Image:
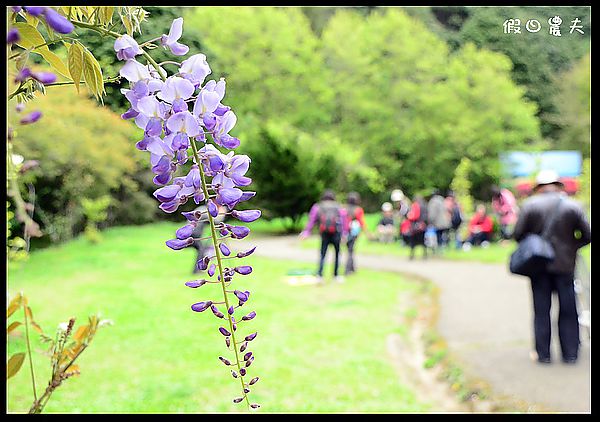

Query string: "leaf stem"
[[22, 297, 38, 404]]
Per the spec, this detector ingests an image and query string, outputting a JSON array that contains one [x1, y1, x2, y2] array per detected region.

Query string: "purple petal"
[[159, 199, 180, 213], [19, 111, 42, 125], [168, 41, 189, 56], [43, 8, 74, 34], [23, 6, 45, 16], [166, 237, 194, 250], [245, 332, 258, 342], [207, 200, 218, 218], [122, 108, 139, 120], [231, 210, 261, 223], [219, 188, 243, 206], [7, 28, 20, 44], [176, 223, 195, 240], [236, 246, 257, 258], [219, 326, 231, 337], [241, 311, 256, 321], [234, 266, 253, 275], [234, 290, 248, 302], [207, 264, 216, 277], [153, 184, 181, 202], [229, 225, 250, 239], [185, 280, 208, 288], [191, 301, 212, 312], [219, 243, 231, 256]]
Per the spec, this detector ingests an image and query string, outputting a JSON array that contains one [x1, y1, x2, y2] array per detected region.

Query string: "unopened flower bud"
[[231, 370, 238, 378], [185, 280, 208, 288], [250, 403, 260, 409], [239, 367, 246, 376], [249, 377, 259, 385], [240, 342, 248, 352], [236, 246, 257, 258], [234, 266, 253, 275], [245, 332, 257, 342], [233, 397, 243, 403], [219, 327, 231, 337], [242, 311, 256, 321], [244, 352, 253, 361], [191, 301, 212, 312], [218, 356, 231, 366], [219, 243, 231, 256]]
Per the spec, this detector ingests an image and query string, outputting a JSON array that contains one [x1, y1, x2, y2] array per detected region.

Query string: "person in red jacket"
[[463, 203, 494, 250]]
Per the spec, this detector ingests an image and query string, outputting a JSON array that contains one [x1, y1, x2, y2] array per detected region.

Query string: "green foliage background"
[[10, 6, 590, 245]]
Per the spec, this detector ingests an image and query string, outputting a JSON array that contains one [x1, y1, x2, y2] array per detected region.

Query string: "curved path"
[[240, 235, 590, 413]]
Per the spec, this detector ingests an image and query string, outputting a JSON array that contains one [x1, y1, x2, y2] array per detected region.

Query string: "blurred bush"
[[13, 88, 157, 244]]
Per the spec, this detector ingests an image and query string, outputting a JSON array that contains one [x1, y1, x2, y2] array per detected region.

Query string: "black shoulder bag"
[[509, 197, 563, 277]]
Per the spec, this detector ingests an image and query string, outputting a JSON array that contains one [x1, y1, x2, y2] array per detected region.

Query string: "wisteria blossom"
[[161, 17, 189, 56], [115, 17, 261, 410]]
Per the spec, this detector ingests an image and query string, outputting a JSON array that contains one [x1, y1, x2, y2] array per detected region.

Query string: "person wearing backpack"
[[445, 191, 464, 249], [344, 191, 368, 276], [406, 194, 428, 260], [299, 190, 348, 284]]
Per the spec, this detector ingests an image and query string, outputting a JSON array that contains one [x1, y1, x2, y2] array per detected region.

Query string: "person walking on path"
[[512, 170, 591, 364], [427, 189, 452, 252], [406, 195, 428, 260], [491, 185, 519, 241], [299, 190, 348, 284], [343, 191, 368, 276]]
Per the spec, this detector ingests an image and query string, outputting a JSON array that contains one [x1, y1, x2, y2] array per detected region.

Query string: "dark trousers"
[[466, 232, 490, 246], [530, 272, 580, 361], [345, 235, 358, 275], [318, 232, 341, 277]]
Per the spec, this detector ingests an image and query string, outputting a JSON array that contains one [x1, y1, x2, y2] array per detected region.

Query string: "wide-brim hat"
[[534, 169, 564, 190]]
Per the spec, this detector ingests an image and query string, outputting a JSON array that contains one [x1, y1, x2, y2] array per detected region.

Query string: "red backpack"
[[318, 201, 341, 234]]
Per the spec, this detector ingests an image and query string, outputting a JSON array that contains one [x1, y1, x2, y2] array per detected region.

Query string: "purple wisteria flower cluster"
[[115, 18, 261, 410]]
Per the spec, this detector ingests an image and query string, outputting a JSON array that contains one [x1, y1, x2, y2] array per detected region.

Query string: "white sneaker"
[[315, 276, 324, 285], [462, 242, 472, 251], [481, 241, 490, 248], [334, 276, 345, 284]]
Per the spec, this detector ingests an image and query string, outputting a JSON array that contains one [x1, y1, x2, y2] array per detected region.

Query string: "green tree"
[[12, 88, 151, 243], [548, 53, 590, 157], [322, 8, 541, 199], [184, 7, 335, 130], [450, 157, 474, 216], [456, 6, 591, 140], [239, 121, 341, 231]]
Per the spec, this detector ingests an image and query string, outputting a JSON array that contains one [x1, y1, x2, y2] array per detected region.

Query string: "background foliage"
[[9, 6, 590, 246]]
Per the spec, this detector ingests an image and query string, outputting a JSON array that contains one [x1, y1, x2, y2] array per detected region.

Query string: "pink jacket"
[[492, 188, 518, 225]]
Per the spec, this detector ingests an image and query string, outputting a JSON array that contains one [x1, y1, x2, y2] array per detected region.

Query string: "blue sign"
[[500, 151, 582, 177]]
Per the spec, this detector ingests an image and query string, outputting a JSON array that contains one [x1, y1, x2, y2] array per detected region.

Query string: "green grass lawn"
[[7, 223, 432, 413]]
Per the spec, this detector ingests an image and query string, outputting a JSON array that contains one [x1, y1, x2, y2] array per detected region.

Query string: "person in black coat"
[[512, 170, 591, 364]]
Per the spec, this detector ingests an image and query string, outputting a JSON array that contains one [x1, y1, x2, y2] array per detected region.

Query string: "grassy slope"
[[7, 223, 431, 413]]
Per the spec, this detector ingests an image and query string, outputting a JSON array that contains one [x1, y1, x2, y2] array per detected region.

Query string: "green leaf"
[[82, 48, 105, 101], [12, 23, 46, 51], [7, 353, 26, 379], [12, 23, 70, 78], [39, 50, 70, 79], [68, 43, 85, 93], [6, 294, 22, 318], [7, 321, 22, 334]]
